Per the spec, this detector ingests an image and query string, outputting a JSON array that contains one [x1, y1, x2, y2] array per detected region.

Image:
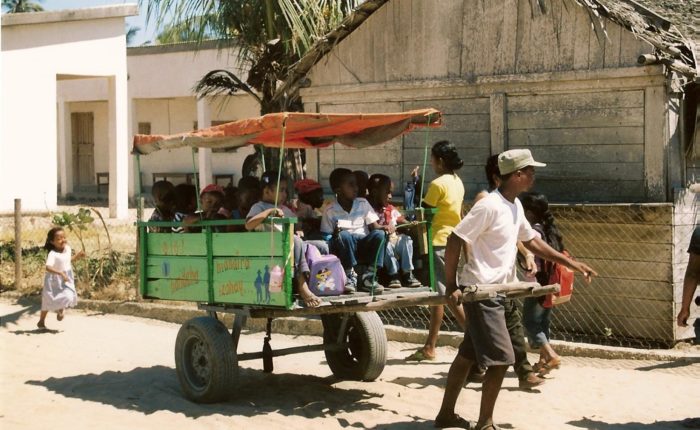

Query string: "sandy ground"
[[1, 301, 699, 430]]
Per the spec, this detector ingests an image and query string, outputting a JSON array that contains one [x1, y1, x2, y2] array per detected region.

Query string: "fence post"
[[14, 198, 21, 290]]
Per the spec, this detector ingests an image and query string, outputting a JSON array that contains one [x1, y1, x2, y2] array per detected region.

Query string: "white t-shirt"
[[321, 198, 379, 236], [453, 190, 537, 285], [46, 245, 72, 273]]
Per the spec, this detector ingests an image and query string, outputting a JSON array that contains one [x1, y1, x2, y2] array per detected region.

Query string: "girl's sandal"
[[537, 357, 561, 376]]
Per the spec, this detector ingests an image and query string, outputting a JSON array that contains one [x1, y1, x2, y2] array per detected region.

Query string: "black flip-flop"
[[435, 414, 472, 429]]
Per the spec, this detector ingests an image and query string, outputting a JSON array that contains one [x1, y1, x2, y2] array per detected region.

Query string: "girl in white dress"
[[37, 227, 84, 329]]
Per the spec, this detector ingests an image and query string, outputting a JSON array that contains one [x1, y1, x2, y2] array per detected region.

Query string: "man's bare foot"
[[37, 321, 46, 329], [57, 309, 64, 321]]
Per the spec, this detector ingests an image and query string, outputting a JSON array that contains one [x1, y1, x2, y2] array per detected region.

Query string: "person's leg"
[[476, 365, 509, 429], [396, 234, 414, 272], [358, 229, 386, 291], [504, 299, 534, 380], [294, 238, 320, 307], [329, 230, 359, 270], [435, 355, 473, 425], [37, 310, 48, 328], [384, 240, 399, 275]]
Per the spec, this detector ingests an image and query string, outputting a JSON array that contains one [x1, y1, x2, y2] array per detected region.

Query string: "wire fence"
[[2, 199, 697, 348]]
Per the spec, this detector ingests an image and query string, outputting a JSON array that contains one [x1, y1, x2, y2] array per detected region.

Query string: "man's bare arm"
[[523, 236, 597, 283]]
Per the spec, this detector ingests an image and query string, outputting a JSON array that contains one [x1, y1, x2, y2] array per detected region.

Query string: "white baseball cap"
[[498, 149, 546, 175]]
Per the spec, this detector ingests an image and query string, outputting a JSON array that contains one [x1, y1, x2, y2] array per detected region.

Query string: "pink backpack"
[[305, 244, 346, 296]]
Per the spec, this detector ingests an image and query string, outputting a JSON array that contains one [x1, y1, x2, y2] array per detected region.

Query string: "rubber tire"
[[174, 316, 238, 403], [322, 312, 387, 381]]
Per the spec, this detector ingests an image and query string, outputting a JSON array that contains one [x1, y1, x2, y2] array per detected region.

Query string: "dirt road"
[[1, 301, 698, 430]]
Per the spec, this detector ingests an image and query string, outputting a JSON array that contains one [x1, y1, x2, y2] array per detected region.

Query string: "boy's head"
[[329, 168, 357, 201], [353, 170, 369, 197], [260, 171, 287, 204], [237, 176, 261, 217], [200, 184, 225, 213], [294, 179, 324, 209], [367, 174, 392, 206], [173, 183, 197, 214], [152, 180, 174, 208], [223, 185, 239, 211]]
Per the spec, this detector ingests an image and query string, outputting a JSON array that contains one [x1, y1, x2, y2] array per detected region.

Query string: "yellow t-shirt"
[[423, 173, 465, 246]]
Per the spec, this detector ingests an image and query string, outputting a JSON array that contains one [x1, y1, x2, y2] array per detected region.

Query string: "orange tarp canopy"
[[132, 109, 442, 155]]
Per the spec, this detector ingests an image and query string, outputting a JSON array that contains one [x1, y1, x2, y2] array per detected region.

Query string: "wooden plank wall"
[[507, 90, 646, 202], [308, 0, 651, 87], [549, 204, 675, 342]]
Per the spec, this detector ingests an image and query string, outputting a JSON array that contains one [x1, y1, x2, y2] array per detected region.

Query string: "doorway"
[[71, 112, 95, 187]]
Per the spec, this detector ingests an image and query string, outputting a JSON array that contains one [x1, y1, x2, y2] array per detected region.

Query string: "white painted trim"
[[1, 5, 138, 26]]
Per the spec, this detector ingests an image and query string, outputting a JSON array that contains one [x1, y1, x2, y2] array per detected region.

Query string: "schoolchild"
[[354, 170, 369, 198], [321, 168, 385, 294], [520, 191, 564, 376], [148, 180, 174, 232], [37, 227, 85, 329], [171, 183, 197, 233], [366, 173, 421, 288], [293, 178, 329, 254], [246, 171, 321, 307], [230, 176, 262, 232]]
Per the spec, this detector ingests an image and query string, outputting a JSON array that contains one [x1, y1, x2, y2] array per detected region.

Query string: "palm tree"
[[2, 0, 43, 13], [126, 25, 141, 46], [144, 0, 364, 177]]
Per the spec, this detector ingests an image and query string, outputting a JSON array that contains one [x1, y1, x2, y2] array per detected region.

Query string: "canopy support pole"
[[191, 148, 202, 213], [274, 121, 287, 207], [419, 114, 432, 208], [134, 153, 143, 222]]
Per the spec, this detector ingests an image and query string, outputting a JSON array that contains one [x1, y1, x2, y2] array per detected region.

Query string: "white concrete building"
[[2, 7, 259, 218], [1, 5, 137, 218]]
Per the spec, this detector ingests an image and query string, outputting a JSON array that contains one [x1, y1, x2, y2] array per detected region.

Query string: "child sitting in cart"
[[181, 184, 228, 232], [293, 178, 329, 255], [172, 183, 197, 233], [321, 168, 387, 294], [367, 174, 422, 288], [245, 171, 322, 307], [148, 180, 174, 233]]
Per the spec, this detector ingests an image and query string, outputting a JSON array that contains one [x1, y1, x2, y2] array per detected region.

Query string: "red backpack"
[[541, 250, 574, 308]]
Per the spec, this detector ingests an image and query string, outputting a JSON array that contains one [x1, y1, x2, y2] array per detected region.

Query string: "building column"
[[57, 98, 73, 196], [128, 94, 138, 199], [107, 75, 129, 219], [197, 97, 213, 188]]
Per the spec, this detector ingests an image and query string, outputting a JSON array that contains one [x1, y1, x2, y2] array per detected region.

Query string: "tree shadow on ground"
[[27, 365, 393, 419], [568, 417, 694, 429], [635, 358, 700, 371], [0, 296, 40, 327]]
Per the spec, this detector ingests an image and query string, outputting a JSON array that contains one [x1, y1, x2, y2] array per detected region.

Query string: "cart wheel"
[[322, 312, 387, 381], [174, 316, 238, 403]]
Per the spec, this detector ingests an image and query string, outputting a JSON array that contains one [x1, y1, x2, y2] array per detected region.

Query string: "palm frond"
[[193, 69, 262, 104]]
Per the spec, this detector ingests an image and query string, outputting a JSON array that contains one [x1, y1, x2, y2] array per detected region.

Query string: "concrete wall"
[[56, 43, 260, 195], [1, 6, 135, 215]]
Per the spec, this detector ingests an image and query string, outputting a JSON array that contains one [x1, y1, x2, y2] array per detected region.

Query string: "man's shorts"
[[458, 296, 515, 367]]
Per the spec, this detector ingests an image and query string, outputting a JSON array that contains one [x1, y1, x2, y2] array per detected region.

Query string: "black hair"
[[237, 176, 261, 192], [260, 171, 286, 189], [353, 170, 369, 196], [520, 192, 564, 252], [367, 173, 391, 193], [223, 185, 239, 211], [44, 227, 64, 252], [329, 168, 353, 191], [151, 180, 174, 198], [173, 183, 197, 213], [485, 154, 500, 189], [431, 140, 464, 171]]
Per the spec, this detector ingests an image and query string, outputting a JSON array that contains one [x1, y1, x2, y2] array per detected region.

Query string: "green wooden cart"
[[132, 110, 558, 403]]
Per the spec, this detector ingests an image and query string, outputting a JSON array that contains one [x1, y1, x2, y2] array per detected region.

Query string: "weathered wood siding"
[[507, 90, 646, 201], [308, 0, 651, 87], [549, 204, 675, 343]]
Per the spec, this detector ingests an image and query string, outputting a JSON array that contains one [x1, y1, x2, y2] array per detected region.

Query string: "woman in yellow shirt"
[[407, 140, 467, 361]]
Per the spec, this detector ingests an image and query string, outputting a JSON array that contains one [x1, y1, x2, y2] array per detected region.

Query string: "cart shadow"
[[567, 417, 692, 429], [26, 365, 392, 419], [10, 328, 61, 335]]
